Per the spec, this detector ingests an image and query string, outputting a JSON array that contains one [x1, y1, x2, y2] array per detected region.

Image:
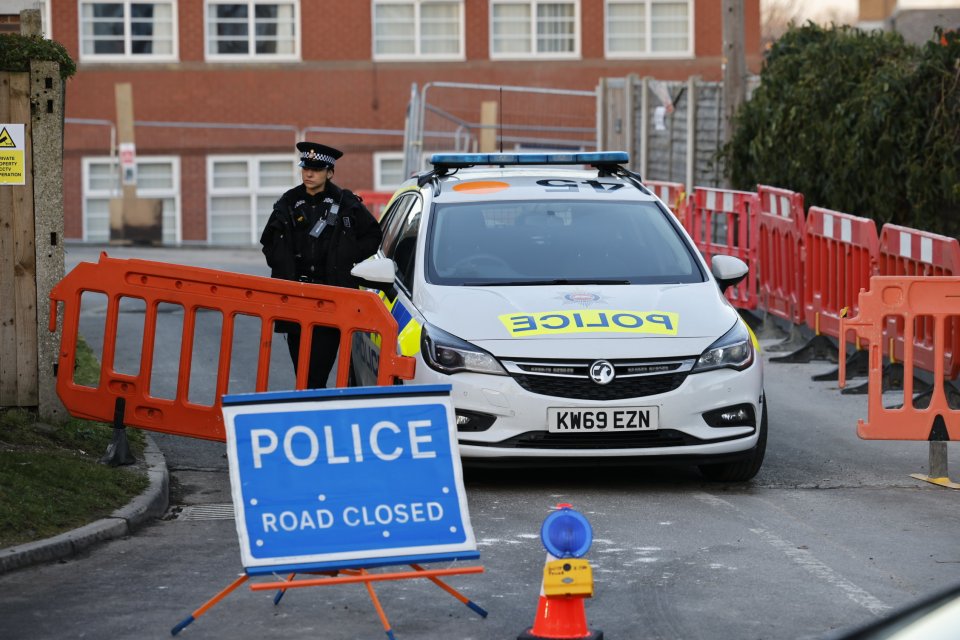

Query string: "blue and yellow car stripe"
[[372, 290, 422, 357]]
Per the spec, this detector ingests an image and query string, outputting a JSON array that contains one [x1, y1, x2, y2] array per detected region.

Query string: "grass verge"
[[0, 339, 148, 549]]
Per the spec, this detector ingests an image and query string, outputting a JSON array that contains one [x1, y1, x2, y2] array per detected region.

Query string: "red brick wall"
[[63, 157, 82, 238], [57, 0, 762, 242], [179, 153, 206, 240], [0, 14, 20, 33]]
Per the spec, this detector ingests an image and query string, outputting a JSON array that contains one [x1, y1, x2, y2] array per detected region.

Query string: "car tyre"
[[698, 394, 767, 482]]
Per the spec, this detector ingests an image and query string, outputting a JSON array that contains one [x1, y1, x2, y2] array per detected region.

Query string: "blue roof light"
[[430, 151, 629, 169]]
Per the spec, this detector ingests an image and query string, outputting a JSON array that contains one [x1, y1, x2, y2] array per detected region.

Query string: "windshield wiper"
[[462, 278, 631, 286]]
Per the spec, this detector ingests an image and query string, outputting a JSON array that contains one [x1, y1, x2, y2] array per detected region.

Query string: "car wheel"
[[698, 393, 768, 482]]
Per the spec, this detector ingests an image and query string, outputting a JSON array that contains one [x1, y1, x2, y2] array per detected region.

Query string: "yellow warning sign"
[[0, 127, 16, 147], [0, 123, 25, 185]]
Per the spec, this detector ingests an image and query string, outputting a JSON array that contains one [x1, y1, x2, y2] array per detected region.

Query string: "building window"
[[205, 1, 299, 60], [373, 0, 463, 60], [490, 1, 578, 59], [373, 152, 406, 191], [605, 0, 691, 58], [1, 2, 52, 37], [208, 155, 296, 245], [82, 156, 181, 244], [79, 1, 177, 60]]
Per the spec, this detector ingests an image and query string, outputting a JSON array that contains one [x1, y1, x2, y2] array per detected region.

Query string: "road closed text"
[[261, 501, 445, 533]]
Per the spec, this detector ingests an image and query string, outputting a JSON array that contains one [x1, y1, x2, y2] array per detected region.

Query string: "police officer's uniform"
[[260, 142, 382, 388]]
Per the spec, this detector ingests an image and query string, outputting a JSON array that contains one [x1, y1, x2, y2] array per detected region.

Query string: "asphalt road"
[[1, 245, 958, 640]]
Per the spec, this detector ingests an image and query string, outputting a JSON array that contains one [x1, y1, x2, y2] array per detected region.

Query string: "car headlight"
[[692, 320, 755, 373], [421, 323, 508, 376]]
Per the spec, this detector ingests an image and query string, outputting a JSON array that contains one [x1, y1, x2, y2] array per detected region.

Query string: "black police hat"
[[296, 142, 343, 170]]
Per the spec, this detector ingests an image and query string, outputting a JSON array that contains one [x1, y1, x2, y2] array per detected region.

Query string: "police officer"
[[260, 142, 382, 388]]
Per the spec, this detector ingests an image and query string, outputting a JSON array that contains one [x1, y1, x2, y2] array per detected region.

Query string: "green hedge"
[[724, 24, 959, 237], [0, 33, 76, 79]]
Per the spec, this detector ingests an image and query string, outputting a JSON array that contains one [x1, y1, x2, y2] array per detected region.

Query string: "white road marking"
[[695, 492, 891, 616]]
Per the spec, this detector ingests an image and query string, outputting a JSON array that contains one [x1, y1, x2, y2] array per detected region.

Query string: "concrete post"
[[24, 7, 67, 419]]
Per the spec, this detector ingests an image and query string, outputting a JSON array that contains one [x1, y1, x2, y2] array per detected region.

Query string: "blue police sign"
[[221, 385, 478, 575]]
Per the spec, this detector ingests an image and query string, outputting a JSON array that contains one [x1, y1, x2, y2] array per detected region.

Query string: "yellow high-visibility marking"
[[500, 310, 679, 337]]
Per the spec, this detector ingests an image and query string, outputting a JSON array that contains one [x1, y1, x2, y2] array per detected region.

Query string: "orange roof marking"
[[452, 181, 509, 194]]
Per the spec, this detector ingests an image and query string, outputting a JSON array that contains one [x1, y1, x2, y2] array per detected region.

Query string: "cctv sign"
[[221, 385, 477, 574]]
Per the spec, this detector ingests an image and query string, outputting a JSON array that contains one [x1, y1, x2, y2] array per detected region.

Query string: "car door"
[[351, 192, 424, 385]]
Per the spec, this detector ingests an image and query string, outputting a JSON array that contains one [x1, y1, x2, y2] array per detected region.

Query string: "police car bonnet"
[[297, 142, 342, 170]]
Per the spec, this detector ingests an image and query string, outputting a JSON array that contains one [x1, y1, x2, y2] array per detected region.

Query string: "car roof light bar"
[[429, 151, 630, 170]]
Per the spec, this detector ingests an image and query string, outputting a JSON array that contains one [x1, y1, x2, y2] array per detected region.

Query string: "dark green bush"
[[725, 24, 959, 237], [0, 33, 76, 79]]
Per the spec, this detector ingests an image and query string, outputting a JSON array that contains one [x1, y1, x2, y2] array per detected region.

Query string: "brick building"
[[858, 0, 960, 43], [20, 1, 761, 246]]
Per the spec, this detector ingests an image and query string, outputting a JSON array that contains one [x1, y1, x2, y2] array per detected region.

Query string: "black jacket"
[[260, 181, 382, 289]]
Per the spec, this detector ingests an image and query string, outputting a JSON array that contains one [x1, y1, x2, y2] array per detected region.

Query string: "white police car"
[[351, 152, 765, 481]]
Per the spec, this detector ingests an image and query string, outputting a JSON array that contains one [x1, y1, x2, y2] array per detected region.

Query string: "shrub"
[[0, 33, 76, 79], [724, 24, 959, 237]]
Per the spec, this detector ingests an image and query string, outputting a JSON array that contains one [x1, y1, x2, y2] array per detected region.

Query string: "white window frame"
[[603, 0, 694, 59], [78, 0, 179, 62], [204, 0, 300, 62], [81, 155, 182, 244], [373, 151, 407, 192], [206, 154, 296, 246], [489, 0, 580, 61], [372, 0, 465, 61]]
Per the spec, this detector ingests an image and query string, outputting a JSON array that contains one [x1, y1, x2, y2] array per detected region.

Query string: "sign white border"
[[222, 389, 477, 571]]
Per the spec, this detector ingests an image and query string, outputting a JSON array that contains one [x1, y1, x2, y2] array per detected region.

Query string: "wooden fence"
[[0, 62, 66, 417], [0, 70, 38, 407]]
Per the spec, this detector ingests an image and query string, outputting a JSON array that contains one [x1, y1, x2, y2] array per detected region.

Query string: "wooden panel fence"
[[0, 70, 38, 407]]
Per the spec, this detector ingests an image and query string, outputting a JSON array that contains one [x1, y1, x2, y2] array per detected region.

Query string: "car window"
[[379, 193, 417, 257], [390, 198, 422, 293], [426, 199, 704, 286]]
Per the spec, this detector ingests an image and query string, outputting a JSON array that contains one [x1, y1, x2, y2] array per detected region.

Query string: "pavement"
[[0, 434, 170, 574]]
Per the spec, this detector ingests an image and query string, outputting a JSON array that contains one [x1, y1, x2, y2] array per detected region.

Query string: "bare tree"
[[763, 1, 859, 48], [762, 0, 808, 47]]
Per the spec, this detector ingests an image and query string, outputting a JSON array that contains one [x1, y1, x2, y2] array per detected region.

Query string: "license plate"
[[547, 407, 658, 433]]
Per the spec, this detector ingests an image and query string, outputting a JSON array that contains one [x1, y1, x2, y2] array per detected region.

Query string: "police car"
[[350, 152, 766, 481]]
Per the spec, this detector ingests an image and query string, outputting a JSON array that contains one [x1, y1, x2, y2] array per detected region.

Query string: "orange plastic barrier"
[[687, 187, 761, 310], [840, 276, 960, 440], [803, 207, 879, 340], [49, 253, 415, 442], [646, 180, 687, 228], [757, 185, 806, 325], [878, 224, 960, 378], [355, 190, 394, 220]]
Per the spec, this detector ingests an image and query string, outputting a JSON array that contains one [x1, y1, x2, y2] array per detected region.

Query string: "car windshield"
[[425, 199, 705, 286]]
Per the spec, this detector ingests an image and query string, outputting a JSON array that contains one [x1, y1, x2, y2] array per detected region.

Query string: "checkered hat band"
[[301, 151, 335, 165]]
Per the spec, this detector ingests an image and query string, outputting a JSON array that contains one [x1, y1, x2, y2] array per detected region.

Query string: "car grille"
[[502, 357, 695, 400], [477, 429, 692, 449]]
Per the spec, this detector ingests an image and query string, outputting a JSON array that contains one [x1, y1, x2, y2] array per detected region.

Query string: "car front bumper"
[[412, 355, 764, 459]]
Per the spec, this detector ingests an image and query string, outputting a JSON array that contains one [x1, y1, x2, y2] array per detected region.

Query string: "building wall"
[[892, 8, 960, 44], [53, 0, 762, 244]]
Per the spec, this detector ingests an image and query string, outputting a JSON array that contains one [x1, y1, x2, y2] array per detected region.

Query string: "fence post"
[[30, 58, 67, 420], [685, 76, 698, 195], [639, 76, 649, 179]]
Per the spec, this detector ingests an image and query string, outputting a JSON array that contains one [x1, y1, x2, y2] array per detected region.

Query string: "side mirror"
[[711, 255, 749, 293], [351, 257, 398, 298]]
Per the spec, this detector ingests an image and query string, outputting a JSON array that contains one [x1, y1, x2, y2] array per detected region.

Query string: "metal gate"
[[403, 81, 600, 178]]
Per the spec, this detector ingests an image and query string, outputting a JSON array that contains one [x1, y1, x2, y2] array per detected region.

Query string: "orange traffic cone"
[[518, 554, 603, 640]]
